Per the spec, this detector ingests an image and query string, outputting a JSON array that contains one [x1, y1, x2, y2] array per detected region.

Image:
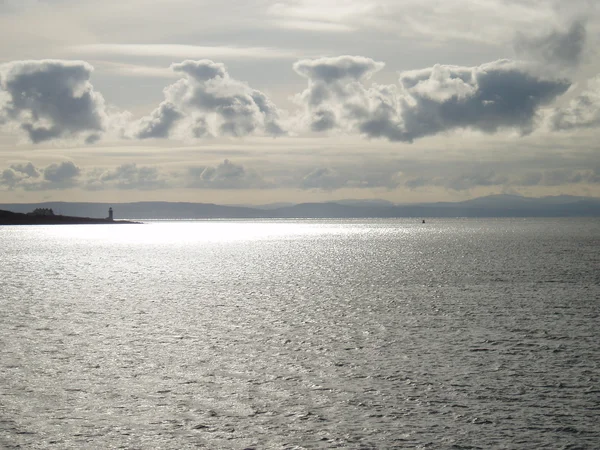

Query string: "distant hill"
[[1, 195, 599, 219]]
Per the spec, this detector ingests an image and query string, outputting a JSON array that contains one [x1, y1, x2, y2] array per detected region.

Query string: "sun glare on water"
[[32, 220, 396, 246]]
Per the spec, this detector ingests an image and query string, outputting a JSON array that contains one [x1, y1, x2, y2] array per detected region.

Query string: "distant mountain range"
[[2, 195, 600, 220]]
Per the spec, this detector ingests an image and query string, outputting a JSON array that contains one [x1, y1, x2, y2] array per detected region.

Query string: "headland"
[[0, 209, 140, 225]]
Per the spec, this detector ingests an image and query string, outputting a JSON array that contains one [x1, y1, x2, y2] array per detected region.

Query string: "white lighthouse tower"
[[108, 207, 114, 221]]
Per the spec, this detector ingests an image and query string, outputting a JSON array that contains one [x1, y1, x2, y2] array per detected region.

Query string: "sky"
[[0, 0, 599, 205]]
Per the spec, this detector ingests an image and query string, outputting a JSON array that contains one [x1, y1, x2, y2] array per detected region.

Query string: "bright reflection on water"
[[1, 219, 599, 449], [32, 220, 419, 245]]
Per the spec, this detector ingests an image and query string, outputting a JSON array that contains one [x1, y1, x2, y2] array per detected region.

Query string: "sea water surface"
[[1, 219, 599, 449]]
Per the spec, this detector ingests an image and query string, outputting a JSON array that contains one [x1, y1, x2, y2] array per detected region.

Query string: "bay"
[[1, 219, 599, 448]]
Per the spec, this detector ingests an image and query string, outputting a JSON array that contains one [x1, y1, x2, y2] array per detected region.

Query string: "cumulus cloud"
[[0, 55, 582, 145], [514, 20, 587, 68], [294, 56, 571, 142], [551, 75, 600, 130], [131, 60, 285, 139], [0, 60, 109, 143], [301, 167, 344, 190], [186, 159, 269, 189], [0, 162, 41, 189], [134, 102, 182, 139], [298, 164, 403, 191], [10, 162, 40, 178], [0, 161, 81, 190], [86, 163, 167, 190], [293, 56, 384, 133], [43, 161, 80, 183]]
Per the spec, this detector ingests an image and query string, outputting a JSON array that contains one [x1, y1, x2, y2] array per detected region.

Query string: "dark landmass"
[[1, 194, 600, 220], [0, 209, 140, 225]]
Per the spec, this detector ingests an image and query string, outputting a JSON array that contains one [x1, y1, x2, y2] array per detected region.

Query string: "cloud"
[[10, 162, 40, 178], [131, 60, 285, 139], [70, 44, 296, 60], [514, 20, 587, 67], [551, 75, 600, 130], [88, 61, 176, 79], [298, 164, 403, 191], [294, 56, 571, 141], [0, 55, 580, 145], [0, 168, 20, 188], [0, 161, 81, 190], [43, 161, 80, 183], [515, 169, 600, 187], [0, 0, 38, 13], [266, 1, 372, 33], [294, 55, 384, 84], [293, 55, 385, 133], [0, 60, 108, 143], [300, 167, 344, 190], [134, 102, 182, 139], [186, 159, 269, 189], [0, 162, 42, 189], [444, 169, 509, 191], [86, 163, 167, 190]]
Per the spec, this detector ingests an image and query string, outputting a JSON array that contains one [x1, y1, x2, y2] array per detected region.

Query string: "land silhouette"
[[1, 195, 599, 220], [0, 208, 138, 225]]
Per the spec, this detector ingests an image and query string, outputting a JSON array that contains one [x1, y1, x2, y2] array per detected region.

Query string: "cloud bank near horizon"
[[0, 54, 597, 145], [2, 156, 599, 194]]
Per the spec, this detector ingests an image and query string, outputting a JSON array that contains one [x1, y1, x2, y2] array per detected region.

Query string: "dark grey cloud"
[[551, 75, 600, 130], [186, 159, 269, 189], [0, 60, 107, 143], [43, 161, 80, 183], [514, 20, 587, 67], [172, 60, 227, 81], [10, 162, 40, 178], [293, 56, 384, 83], [0, 169, 19, 188], [295, 56, 570, 142], [132, 60, 285, 139], [397, 60, 570, 141], [0, 160, 81, 190], [0, 162, 42, 189]]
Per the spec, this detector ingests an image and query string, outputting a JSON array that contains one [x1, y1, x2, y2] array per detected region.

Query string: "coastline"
[[0, 210, 140, 225]]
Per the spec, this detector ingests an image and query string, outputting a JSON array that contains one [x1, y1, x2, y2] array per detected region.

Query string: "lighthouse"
[[108, 207, 114, 221]]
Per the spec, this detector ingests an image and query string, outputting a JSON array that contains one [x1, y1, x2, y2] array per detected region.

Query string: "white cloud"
[[131, 60, 285, 139]]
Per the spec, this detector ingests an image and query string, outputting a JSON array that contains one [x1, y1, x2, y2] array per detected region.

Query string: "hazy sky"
[[1, 0, 599, 204]]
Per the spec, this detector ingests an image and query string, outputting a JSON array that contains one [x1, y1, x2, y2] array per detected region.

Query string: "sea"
[[1, 218, 599, 449]]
